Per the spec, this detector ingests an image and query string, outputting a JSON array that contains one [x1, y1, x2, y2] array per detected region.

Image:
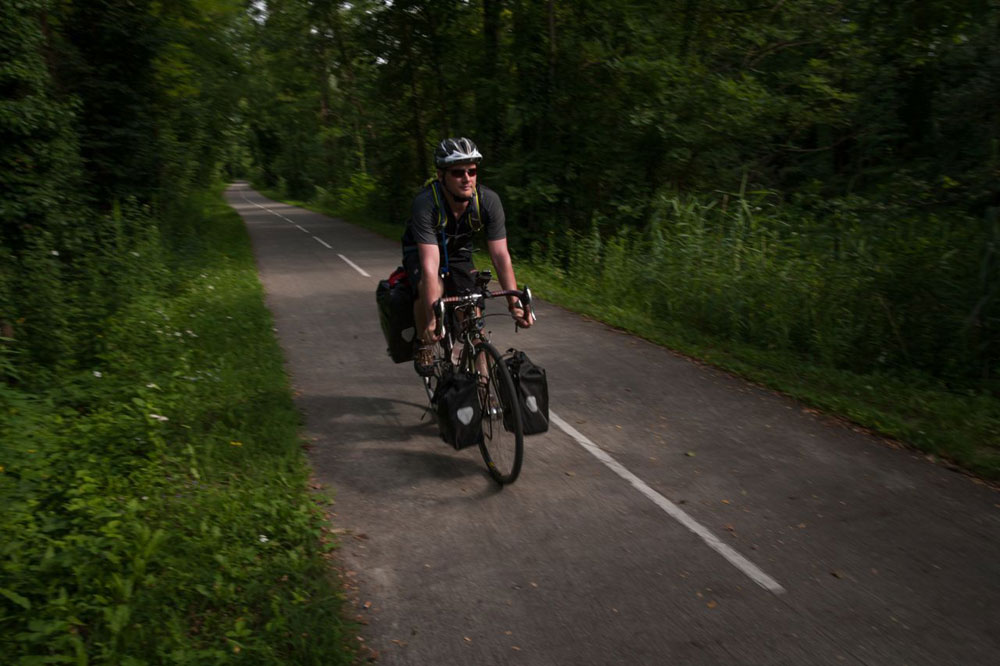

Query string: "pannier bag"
[[434, 371, 483, 449], [375, 267, 416, 363], [504, 350, 549, 435]]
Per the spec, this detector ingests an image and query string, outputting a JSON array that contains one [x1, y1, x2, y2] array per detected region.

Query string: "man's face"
[[441, 162, 478, 199]]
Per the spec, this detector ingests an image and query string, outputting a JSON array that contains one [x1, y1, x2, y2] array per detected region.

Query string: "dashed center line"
[[240, 186, 370, 278]]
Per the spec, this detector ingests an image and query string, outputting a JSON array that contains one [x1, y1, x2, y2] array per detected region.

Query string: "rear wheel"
[[473, 341, 523, 485]]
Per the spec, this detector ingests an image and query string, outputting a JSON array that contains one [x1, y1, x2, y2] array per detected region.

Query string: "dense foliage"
[[245, 0, 1000, 391], [2, 2, 354, 663]]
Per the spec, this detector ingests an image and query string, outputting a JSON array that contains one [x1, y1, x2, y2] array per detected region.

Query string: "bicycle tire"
[[472, 340, 524, 484]]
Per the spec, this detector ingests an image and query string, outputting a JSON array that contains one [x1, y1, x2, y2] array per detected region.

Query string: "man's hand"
[[510, 305, 532, 328]]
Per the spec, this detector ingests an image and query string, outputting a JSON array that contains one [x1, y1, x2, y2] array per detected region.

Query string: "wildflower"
[[208, 285, 215, 290], [230, 441, 243, 447], [174, 331, 182, 337], [93, 371, 103, 378], [186, 330, 197, 337], [149, 413, 169, 422], [0, 465, 5, 473], [141, 496, 148, 501], [258, 535, 269, 543], [146, 383, 159, 389], [51, 250, 59, 256], [131, 251, 140, 257]]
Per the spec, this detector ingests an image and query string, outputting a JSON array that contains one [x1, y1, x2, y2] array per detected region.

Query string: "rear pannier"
[[504, 349, 549, 435], [376, 267, 416, 363]]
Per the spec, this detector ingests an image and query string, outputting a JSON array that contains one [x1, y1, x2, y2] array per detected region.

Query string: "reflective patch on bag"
[[457, 406, 474, 425]]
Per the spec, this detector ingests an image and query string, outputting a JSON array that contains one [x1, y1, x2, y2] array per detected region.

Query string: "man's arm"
[[487, 238, 531, 328], [417, 242, 444, 341]]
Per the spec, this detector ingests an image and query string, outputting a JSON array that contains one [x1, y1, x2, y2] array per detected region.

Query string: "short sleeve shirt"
[[402, 184, 506, 259]]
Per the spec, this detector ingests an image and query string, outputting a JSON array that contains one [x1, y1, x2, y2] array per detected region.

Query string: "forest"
[[5, 0, 999, 390], [1, 0, 999, 661]]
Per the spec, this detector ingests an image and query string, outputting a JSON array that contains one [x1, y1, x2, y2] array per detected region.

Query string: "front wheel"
[[473, 341, 524, 485]]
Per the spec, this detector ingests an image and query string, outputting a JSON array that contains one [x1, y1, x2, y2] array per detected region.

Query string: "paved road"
[[226, 183, 999, 665]]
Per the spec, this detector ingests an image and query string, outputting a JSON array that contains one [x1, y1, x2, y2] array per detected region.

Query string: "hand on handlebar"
[[510, 304, 532, 329]]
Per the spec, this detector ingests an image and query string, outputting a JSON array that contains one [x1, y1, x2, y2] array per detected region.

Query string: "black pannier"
[[433, 371, 483, 450], [375, 267, 416, 363], [504, 350, 549, 435]]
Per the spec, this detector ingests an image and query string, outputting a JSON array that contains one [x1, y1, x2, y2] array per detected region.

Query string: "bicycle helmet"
[[434, 137, 483, 168]]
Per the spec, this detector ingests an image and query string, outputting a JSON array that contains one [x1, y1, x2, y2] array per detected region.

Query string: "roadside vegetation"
[[2, 3, 354, 662], [1, 188, 356, 663]]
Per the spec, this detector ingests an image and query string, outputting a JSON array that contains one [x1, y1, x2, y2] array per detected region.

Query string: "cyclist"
[[402, 137, 531, 376]]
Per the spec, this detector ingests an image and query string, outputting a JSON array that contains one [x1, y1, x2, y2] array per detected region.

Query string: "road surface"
[[226, 182, 999, 665]]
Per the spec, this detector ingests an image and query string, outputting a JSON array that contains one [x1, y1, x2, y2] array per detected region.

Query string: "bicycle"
[[421, 270, 534, 485]]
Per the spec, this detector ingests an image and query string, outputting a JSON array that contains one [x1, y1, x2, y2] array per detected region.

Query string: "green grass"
[[0, 187, 357, 664], [258, 185, 999, 481]]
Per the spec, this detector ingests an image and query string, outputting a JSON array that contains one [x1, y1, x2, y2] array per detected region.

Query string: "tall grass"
[[535, 191, 997, 386], [521, 190, 1000, 476]]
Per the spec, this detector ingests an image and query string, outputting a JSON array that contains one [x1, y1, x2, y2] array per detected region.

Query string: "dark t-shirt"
[[401, 184, 506, 260]]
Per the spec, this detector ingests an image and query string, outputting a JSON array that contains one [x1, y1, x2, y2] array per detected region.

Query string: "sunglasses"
[[448, 167, 477, 178]]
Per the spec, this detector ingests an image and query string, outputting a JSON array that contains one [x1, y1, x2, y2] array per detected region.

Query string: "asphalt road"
[[226, 182, 1000, 665]]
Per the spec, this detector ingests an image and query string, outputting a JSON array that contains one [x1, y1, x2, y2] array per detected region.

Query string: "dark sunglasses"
[[448, 167, 477, 178]]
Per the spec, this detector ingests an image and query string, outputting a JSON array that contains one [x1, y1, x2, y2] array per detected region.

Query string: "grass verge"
[[253, 186, 999, 481], [0, 186, 357, 663]]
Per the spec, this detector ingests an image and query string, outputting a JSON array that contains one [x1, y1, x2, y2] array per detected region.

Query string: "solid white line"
[[313, 236, 332, 249], [548, 411, 786, 595], [338, 253, 371, 277]]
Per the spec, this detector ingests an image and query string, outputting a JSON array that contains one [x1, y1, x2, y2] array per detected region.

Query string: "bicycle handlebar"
[[432, 286, 534, 339]]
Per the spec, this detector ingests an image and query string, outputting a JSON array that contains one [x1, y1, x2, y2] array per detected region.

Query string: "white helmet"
[[434, 137, 483, 168]]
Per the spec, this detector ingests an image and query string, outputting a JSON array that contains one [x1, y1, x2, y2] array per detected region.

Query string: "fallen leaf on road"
[[722, 499, 731, 505], [464, 637, 472, 643], [512, 646, 522, 651], [707, 601, 718, 609], [830, 570, 844, 579], [685, 451, 696, 457], [363, 601, 372, 609], [797, 523, 807, 529]]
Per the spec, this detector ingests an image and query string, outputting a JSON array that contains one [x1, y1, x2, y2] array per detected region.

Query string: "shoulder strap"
[[427, 179, 448, 231]]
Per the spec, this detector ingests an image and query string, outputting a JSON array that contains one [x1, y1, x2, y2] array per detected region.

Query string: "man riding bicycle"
[[402, 137, 532, 376]]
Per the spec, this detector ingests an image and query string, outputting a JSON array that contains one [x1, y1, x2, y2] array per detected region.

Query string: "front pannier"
[[434, 371, 483, 449], [375, 267, 416, 363], [504, 350, 549, 435]]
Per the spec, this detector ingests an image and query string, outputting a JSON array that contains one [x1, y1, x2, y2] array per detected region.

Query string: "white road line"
[[338, 254, 371, 277], [549, 411, 786, 596], [239, 188, 372, 279], [296, 224, 309, 233]]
